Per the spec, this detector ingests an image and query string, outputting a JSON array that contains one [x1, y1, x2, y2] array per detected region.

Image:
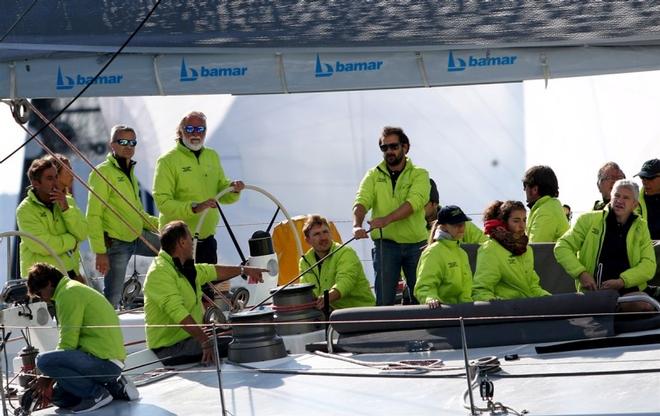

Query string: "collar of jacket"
[[376, 156, 412, 175]]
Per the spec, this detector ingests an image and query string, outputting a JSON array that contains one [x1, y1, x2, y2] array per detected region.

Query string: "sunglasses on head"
[[114, 139, 137, 147], [379, 143, 401, 152], [184, 125, 206, 134]]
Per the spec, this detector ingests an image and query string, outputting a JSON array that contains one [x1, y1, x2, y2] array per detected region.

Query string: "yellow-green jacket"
[[87, 154, 158, 254], [554, 208, 655, 292], [431, 221, 487, 244], [472, 239, 550, 301], [462, 222, 487, 244], [637, 189, 648, 220], [144, 250, 216, 349], [299, 242, 375, 309], [17, 190, 87, 277], [53, 276, 126, 361], [354, 158, 430, 243], [153, 142, 239, 239], [415, 238, 472, 304], [527, 195, 570, 243]]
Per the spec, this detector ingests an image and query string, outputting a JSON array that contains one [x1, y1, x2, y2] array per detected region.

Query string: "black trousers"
[[196, 236, 218, 299]]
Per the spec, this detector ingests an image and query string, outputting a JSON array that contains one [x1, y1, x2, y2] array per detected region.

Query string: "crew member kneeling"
[[144, 221, 265, 365], [27, 263, 138, 414]]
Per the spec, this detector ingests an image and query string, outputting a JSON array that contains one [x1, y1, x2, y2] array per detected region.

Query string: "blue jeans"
[[37, 350, 122, 402], [372, 239, 425, 306], [104, 230, 160, 308]]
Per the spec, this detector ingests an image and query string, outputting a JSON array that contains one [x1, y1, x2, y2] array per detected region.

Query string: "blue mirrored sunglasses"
[[184, 125, 206, 134], [114, 139, 137, 147]]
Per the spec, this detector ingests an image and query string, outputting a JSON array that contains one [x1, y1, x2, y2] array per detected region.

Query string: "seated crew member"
[[472, 200, 550, 301], [17, 157, 87, 281], [635, 158, 660, 240], [27, 263, 138, 414], [415, 205, 473, 309], [555, 180, 656, 312], [298, 215, 375, 310], [522, 165, 569, 242], [144, 221, 265, 365]]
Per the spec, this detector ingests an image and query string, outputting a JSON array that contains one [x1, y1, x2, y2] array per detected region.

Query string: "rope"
[[15, 124, 159, 256], [0, 0, 163, 164]]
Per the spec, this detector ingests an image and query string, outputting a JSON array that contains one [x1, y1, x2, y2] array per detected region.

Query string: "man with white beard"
[[153, 111, 244, 267]]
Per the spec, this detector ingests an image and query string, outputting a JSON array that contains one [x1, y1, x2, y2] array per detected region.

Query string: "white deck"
[[27, 331, 660, 416]]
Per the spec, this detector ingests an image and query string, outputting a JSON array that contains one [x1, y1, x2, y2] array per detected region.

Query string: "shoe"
[[70, 390, 112, 413], [107, 375, 139, 401]]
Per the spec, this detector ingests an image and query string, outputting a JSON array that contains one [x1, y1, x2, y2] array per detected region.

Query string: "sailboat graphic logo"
[[180, 59, 199, 82], [56, 67, 75, 90], [447, 51, 466, 72], [315, 54, 334, 78]]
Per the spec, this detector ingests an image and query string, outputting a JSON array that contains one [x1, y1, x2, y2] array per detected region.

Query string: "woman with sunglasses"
[[472, 200, 550, 301]]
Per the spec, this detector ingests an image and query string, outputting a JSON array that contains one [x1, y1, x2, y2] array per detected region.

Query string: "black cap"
[[635, 158, 660, 179], [437, 205, 471, 224], [429, 179, 439, 204]]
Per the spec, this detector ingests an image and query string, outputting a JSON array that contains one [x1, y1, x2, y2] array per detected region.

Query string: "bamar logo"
[[179, 59, 247, 82], [314, 54, 383, 78], [55, 66, 124, 90], [447, 51, 517, 72]]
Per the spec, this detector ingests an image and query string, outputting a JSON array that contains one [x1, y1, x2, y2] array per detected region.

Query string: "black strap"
[[217, 205, 247, 264], [265, 207, 280, 234]]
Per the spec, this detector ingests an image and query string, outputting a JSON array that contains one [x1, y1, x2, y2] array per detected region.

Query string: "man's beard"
[[182, 136, 204, 151], [385, 152, 404, 167]]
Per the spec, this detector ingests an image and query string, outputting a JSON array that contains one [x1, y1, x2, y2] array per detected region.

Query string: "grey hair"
[[110, 124, 136, 142], [612, 179, 639, 201], [176, 111, 207, 139], [597, 161, 624, 184]]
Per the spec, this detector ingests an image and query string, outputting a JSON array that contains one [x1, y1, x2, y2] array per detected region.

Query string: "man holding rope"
[[299, 215, 375, 310], [87, 124, 160, 308], [352, 126, 430, 306]]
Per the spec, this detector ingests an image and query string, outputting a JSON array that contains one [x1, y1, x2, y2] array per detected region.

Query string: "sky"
[[0, 104, 25, 195]]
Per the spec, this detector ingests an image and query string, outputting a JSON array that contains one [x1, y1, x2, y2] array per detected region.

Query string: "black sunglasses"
[[114, 139, 137, 147], [379, 143, 401, 152]]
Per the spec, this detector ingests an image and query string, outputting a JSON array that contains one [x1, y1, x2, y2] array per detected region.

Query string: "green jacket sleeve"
[[216, 163, 240, 205], [405, 169, 431, 212], [153, 157, 194, 222], [554, 216, 590, 279], [332, 248, 361, 299], [144, 214, 159, 231], [354, 170, 375, 211], [620, 223, 657, 288], [414, 246, 441, 304], [86, 170, 110, 254], [472, 244, 501, 301], [17, 206, 76, 256], [62, 197, 88, 243], [56, 291, 83, 350]]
